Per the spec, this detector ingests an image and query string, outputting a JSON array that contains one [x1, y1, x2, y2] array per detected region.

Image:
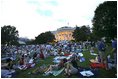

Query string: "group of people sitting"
[[89, 40, 116, 70], [44, 54, 79, 77], [1, 38, 117, 77], [18, 56, 35, 70]]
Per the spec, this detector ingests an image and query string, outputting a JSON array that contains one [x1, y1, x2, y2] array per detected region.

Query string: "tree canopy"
[[92, 1, 117, 41], [1, 25, 19, 45], [72, 25, 91, 42], [35, 31, 55, 44]]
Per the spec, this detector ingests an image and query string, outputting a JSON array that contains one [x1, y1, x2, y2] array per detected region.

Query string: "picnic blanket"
[[44, 68, 64, 76], [53, 55, 72, 63], [53, 56, 66, 60], [32, 65, 48, 74], [78, 53, 83, 57], [78, 68, 98, 78], [90, 53, 97, 56], [90, 59, 99, 63], [76, 49, 82, 53], [53, 56, 67, 63], [1, 63, 8, 68], [52, 68, 64, 76], [1, 57, 10, 61], [80, 57, 85, 62], [80, 70, 94, 77], [53, 60, 60, 63], [1, 69, 15, 78], [90, 63, 106, 69], [64, 54, 71, 56]]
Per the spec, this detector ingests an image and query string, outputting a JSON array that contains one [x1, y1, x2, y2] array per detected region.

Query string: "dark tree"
[[1, 25, 19, 45], [72, 26, 80, 42], [92, 1, 117, 41], [89, 32, 99, 42], [73, 25, 91, 42], [35, 33, 46, 44], [35, 31, 55, 44], [45, 31, 55, 42], [26, 39, 35, 45]]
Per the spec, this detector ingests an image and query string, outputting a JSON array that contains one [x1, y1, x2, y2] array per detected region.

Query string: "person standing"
[[111, 38, 117, 69], [97, 39, 105, 63], [40, 49, 44, 59]]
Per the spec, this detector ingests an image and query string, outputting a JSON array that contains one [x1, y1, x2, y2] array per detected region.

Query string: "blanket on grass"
[[80, 70, 94, 77], [44, 68, 64, 76], [90, 53, 97, 56], [52, 68, 64, 76], [90, 63, 106, 69]]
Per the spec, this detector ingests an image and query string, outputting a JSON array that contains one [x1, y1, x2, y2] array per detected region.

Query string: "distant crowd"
[[1, 38, 117, 78]]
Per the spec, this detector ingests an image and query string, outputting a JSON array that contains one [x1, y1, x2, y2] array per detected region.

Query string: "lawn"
[[2, 46, 117, 78]]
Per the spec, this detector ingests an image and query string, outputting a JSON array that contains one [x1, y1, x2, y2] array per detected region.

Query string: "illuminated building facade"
[[52, 26, 75, 41]]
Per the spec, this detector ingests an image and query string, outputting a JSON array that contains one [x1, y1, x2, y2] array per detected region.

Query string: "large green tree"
[[73, 25, 91, 42], [1, 25, 19, 45], [35, 31, 55, 44], [92, 1, 117, 41]]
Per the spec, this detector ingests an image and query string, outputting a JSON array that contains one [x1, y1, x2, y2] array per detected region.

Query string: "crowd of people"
[[1, 38, 117, 78]]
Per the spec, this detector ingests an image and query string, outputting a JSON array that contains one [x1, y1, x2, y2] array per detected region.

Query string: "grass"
[[2, 46, 117, 78]]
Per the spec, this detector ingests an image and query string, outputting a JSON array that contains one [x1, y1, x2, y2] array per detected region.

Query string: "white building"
[[52, 26, 75, 42]]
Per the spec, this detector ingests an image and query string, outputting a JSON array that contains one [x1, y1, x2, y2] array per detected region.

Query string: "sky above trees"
[[0, 0, 106, 39]]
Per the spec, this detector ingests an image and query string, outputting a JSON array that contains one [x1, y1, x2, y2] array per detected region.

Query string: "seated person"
[[53, 50, 59, 56], [45, 58, 67, 74], [1, 63, 8, 69], [71, 56, 79, 69], [19, 56, 25, 66], [23, 57, 35, 70], [60, 52, 65, 56], [106, 55, 115, 70], [58, 48, 62, 56], [64, 57, 78, 77], [3, 58, 14, 70], [90, 55, 101, 63], [40, 50, 44, 59], [90, 47, 94, 54], [33, 52, 37, 59], [7, 59, 13, 70], [90, 59, 107, 69], [18, 57, 35, 70]]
